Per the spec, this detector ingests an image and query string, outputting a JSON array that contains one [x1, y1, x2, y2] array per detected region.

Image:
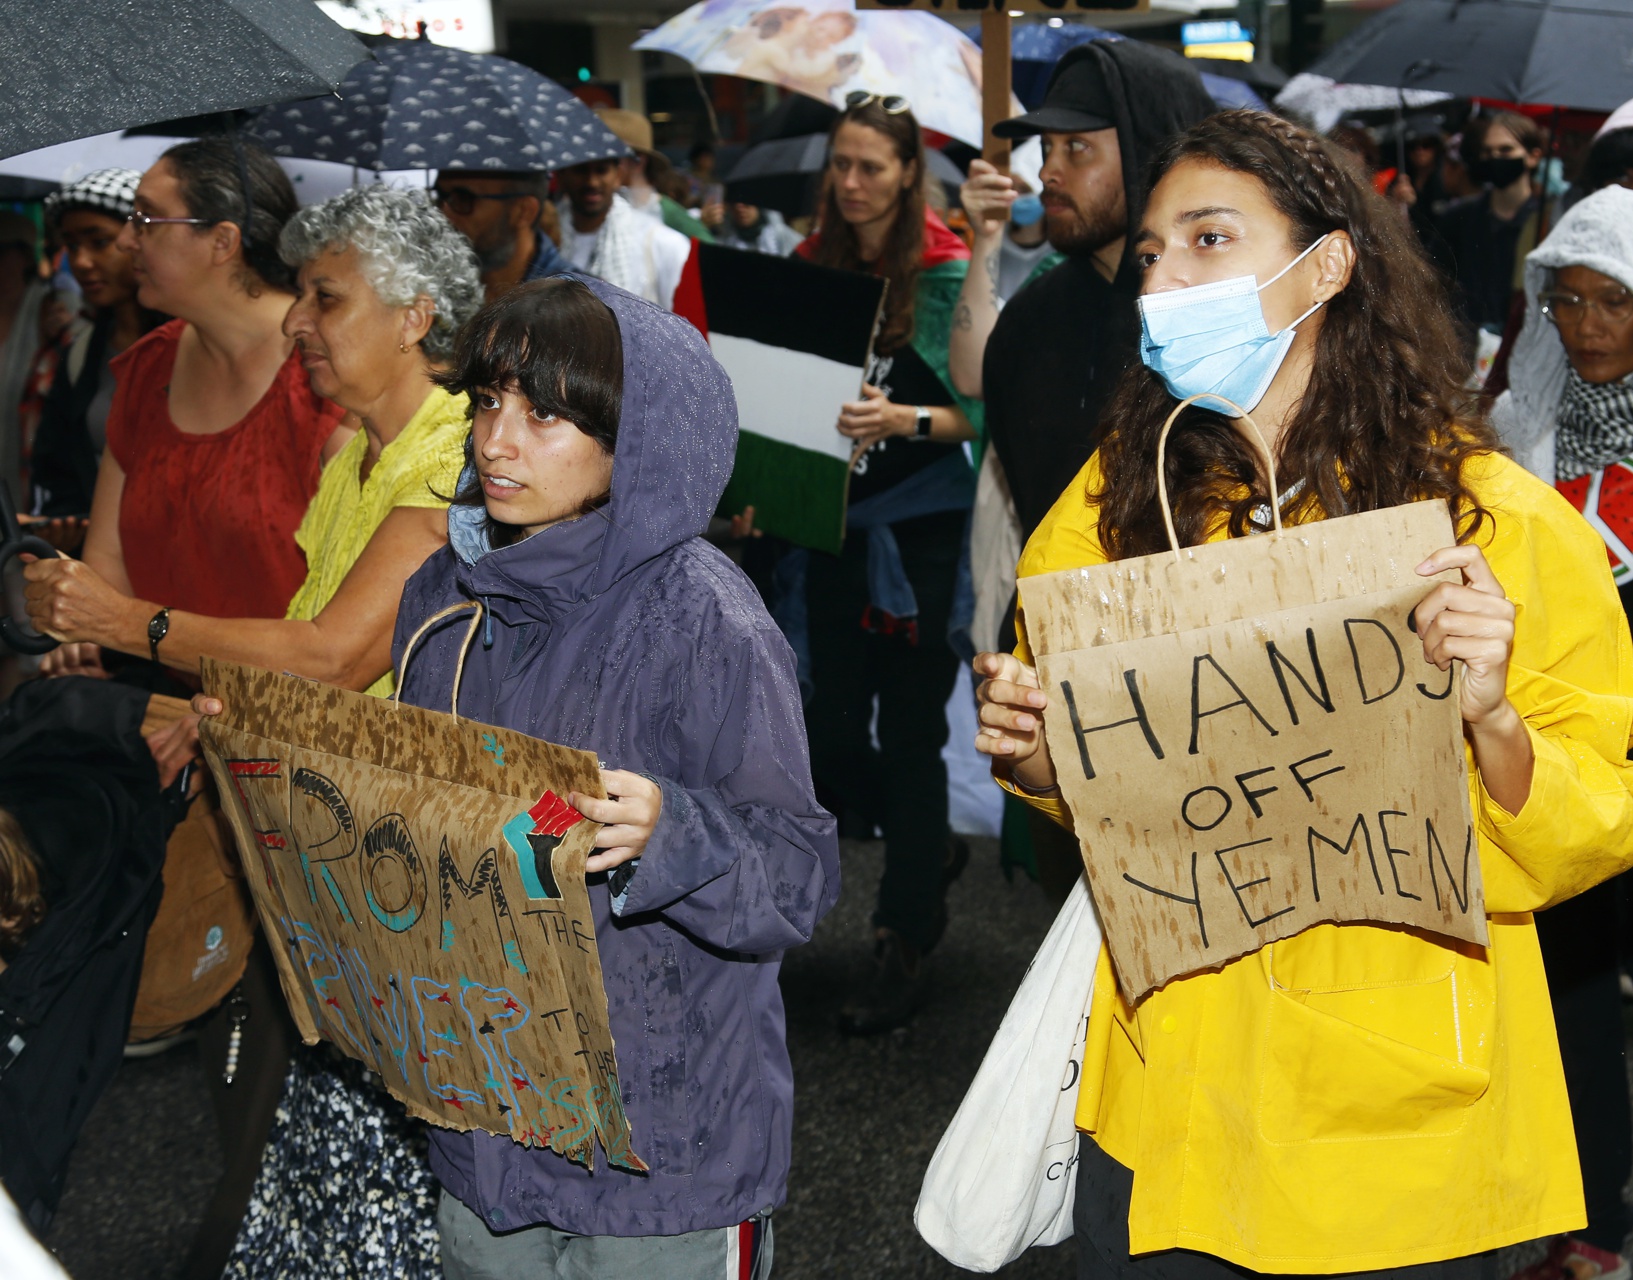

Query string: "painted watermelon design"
[[1558, 463, 1633, 584]]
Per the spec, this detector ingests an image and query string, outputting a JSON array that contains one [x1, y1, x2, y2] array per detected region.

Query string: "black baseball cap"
[[994, 43, 1117, 139]]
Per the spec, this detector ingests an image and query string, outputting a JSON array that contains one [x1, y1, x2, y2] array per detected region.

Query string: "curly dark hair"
[[1093, 110, 1499, 561], [807, 99, 927, 354]]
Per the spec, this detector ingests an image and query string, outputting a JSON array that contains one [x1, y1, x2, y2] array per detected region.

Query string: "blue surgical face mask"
[[1010, 193, 1045, 227], [1137, 234, 1331, 416]]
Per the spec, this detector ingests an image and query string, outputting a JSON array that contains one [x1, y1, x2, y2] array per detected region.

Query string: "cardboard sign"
[[704, 243, 885, 556], [1020, 500, 1485, 1003], [198, 658, 645, 1173]]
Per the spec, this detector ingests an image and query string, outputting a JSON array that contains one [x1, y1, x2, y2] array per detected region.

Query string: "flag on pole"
[[699, 244, 884, 555]]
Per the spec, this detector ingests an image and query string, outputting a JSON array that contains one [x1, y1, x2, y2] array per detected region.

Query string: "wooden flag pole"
[[981, 9, 1012, 173]]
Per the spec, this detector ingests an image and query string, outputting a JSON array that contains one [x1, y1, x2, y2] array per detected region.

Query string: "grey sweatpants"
[[437, 1189, 774, 1280]]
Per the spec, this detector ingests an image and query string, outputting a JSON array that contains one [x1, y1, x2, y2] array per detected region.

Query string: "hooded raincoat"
[[1491, 184, 1633, 484], [391, 279, 839, 1238]]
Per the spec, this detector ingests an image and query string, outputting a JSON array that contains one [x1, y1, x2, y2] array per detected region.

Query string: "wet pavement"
[[43, 834, 1075, 1279]]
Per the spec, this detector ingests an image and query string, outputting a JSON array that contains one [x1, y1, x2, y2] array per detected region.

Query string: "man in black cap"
[[952, 40, 1214, 899], [953, 40, 1215, 539]]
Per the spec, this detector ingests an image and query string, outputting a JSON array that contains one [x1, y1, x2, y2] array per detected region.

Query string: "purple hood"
[[392, 280, 839, 1237]]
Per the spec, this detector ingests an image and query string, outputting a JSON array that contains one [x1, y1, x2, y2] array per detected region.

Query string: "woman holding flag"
[[797, 92, 983, 1035]]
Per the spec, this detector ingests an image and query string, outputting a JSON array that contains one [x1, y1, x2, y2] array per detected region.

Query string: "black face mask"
[[1472, 155, 1529, 188]]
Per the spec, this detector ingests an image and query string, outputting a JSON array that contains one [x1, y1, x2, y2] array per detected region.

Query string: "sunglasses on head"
[[844, 91, 910, 115]]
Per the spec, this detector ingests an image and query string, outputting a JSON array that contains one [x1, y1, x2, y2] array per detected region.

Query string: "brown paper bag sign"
[[1019, 396, 1485, 1004], [198, 603, 646, 1172]]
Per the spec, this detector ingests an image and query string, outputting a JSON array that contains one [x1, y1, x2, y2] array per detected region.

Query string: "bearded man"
[[976, 41, 1215, 536], [432, 171, 568, 303]]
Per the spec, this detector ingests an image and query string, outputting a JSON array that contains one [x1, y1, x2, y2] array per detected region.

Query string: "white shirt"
[[556, 195, 691, 311]]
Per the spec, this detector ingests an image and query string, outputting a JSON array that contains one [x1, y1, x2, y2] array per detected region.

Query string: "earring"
[[398, 342, 408, 353]]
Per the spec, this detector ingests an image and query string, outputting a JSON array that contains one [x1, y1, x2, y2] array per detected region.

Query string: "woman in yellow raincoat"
[[975, 109, 1633, 1277]]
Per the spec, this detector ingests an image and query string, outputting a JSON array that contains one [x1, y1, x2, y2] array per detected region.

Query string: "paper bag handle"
[[392, 600, 485, 722], [1154, 393, 1283, 561]]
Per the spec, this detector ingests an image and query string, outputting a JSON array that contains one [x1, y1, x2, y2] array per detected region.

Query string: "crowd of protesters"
[[4, 33, 1633, 1280]]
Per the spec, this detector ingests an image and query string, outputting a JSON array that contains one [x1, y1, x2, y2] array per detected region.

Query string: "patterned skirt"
[[224, 1045, 442, 1278]]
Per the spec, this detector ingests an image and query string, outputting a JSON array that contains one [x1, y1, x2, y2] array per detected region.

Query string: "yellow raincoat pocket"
[[1258, 985, 1491, 1145]]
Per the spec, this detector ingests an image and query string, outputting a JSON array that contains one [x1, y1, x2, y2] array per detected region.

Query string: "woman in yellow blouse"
[[25, 184, 482, 697], [976, 110, 1633, 1276]]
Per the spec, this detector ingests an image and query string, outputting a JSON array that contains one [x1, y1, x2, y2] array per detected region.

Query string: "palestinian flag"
[[1558, 463, 1633, 585], [696, 243, 885, 555]]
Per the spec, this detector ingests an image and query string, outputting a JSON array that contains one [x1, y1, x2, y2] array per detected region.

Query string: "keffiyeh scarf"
[[559, 194, 658, 305], [1554, 365, 1633, 480]]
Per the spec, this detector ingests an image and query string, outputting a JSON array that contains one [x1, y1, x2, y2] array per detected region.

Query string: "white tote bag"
[[915, 873, 1102, 1272]]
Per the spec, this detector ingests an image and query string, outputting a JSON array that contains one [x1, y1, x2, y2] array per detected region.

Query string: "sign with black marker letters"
[[1019, 500, 1485, 1003]]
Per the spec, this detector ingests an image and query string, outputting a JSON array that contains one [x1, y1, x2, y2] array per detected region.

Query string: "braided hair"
[[1092, 109, 1497, 561]]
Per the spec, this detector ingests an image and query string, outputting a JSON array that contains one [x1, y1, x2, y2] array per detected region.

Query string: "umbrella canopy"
[[249, 41, 628, 172], [723, 130, 966, 218], [635, 0, 991, 150], [976, 19, 1113, 109], [1275, 72, 1452, 134], [0, 0, 367, 160], [1303, 0, 1633, 113], [1187, 56, 1289, 94], [979, 23, 1271, 113], [0, 129, 425, 207], [1200, 76, 1268, 110]]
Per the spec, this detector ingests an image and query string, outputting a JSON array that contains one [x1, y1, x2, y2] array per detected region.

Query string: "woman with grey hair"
[[27, 183, 482, 699], [25, 187, 481, 1277]]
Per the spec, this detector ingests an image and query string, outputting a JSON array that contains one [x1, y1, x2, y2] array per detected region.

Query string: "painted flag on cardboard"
[[700, 243, 885, 555]]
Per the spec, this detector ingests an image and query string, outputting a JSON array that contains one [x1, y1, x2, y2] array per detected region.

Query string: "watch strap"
[[148, 607, 171, 662]]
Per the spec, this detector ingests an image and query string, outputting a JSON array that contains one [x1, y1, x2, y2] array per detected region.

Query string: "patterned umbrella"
[[249, 41, 627, 172], [634, 0, 992, 149]]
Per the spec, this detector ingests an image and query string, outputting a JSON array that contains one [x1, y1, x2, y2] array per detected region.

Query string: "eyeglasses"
[[125, 209, 213, 236], [1540, 288, 1633, 327], [431, 187, 533, 217], [843, 90, 911, 115]]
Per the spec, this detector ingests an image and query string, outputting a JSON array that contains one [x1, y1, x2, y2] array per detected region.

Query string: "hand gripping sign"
[[1018, 397, 1485, 1003], [199, 603, 646, 1171]]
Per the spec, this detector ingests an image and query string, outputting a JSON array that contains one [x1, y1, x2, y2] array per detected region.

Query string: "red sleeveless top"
[[106, 320, 344, 619]]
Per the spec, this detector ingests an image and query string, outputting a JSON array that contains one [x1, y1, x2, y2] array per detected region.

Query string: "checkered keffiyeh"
[[44, 167, 141, 224]]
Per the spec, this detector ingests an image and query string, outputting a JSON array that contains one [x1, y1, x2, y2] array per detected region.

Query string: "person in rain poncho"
[[391, 275, 839, 1279], [1489, 183, 1633, 1272]]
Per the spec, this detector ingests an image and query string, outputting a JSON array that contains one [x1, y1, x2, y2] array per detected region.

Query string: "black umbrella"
[[249, 41, 627, 172], [1187, 57, 1290, 95], [0, 0, 367, 160], [724, 133, 966, 220], [1305, 0, 1633, 112]]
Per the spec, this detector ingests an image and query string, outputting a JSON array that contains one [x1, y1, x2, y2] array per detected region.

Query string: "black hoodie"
[[983, 39, 1216, 539]]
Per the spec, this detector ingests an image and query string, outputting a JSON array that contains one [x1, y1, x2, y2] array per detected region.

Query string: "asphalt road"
[[43, 834, 1076, 1280]]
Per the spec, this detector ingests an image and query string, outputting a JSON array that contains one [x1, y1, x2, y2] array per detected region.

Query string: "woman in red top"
[[796, 95, 982, 1035], [46, 136, 348, 679]]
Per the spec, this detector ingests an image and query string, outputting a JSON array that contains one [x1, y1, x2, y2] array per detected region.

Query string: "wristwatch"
[[913, 405, 933, 440], [148, 607, 171, 662]]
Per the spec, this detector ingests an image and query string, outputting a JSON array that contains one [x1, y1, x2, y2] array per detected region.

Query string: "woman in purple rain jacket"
[[391, 275, 839, 1278]]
